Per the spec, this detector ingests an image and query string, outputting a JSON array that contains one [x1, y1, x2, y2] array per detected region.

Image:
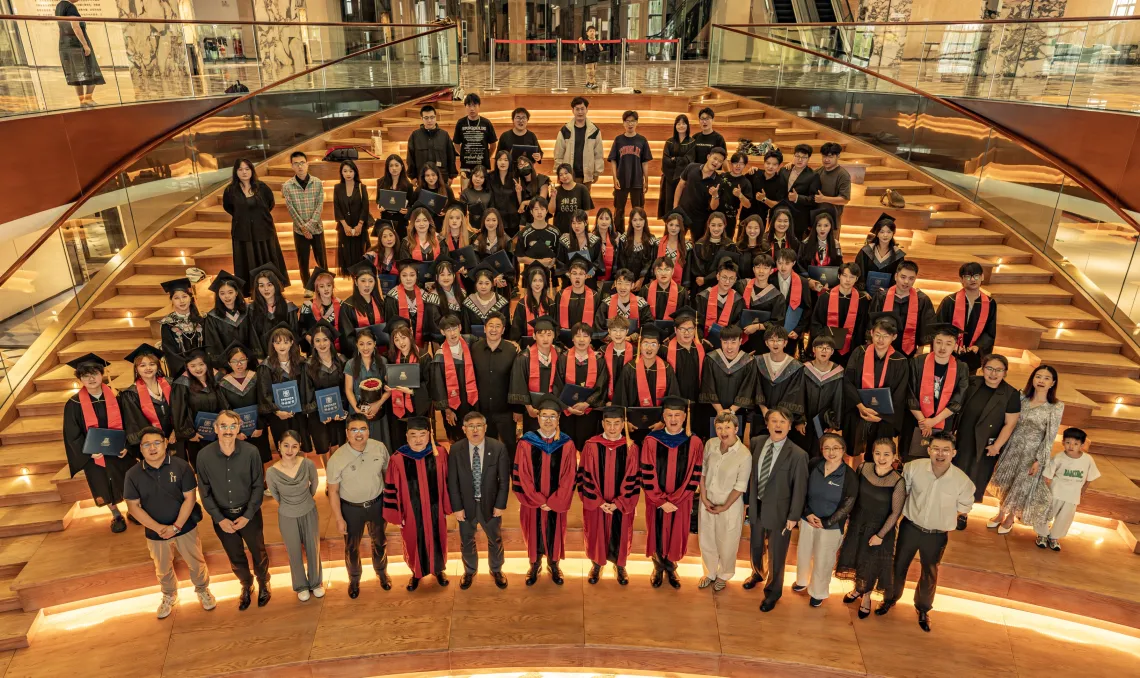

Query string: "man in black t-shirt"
[[674, 147, 726, 241], [692, 107, 728, 165], [498, 107, 543, 165], [608, 110, 653, 233], [453, 93, 496, 188], [719, 152, 753, 239], [551, 163, 594, 235]]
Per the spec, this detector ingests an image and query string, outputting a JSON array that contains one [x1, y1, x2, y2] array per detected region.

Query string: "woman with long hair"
[[304, 322, 347, 457], [265, 429, 323, 601], [511, 264, 553, 343], [343, 328, 392, 447], [433, 257, 467, 316], [158, 277, 205, 378], [593, 208, 619, 285], [204, 271, 251, 369], [257, 326, 311, 456], [385, 319, 433, 447], [338, 261, 386, 359], [376, 153, 415, 239], [687, 211, 735, 293], [217, 343, 271, 462], [459, 165, 493, 230], [461, 265, 510, 333], [472, 207, 514, 295], [297, 267, 341, 355], [440, 204, 472, 254], [248, 265, 297, 360], [616, 206, 658, 291], [556, 208, 601, 283], [854, 215, 906, 294], [334, 159, 373, 277], [660, 113, 695, 219], [119, 344, 182, 460], [762, 201, 801, 261], [366, 224, 407, 280], [735, 214, 766, 274], [403, 207, 442, 263], [412, 162, 452, 231], [222, 158, 290, 295], [987, 365, 1064, 534], [487, 149, 522, 236], [515, 154, 551, 215], [798, 207, 843, 295], [171, 349, 230, 468]]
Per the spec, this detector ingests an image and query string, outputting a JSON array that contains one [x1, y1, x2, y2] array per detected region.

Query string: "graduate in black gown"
[[686, 212, 738, 295], [432, 255, 467, 319], [953, 353, 1022, 509], [432, 314, 479, 442], [385, 259, 443, 348], [693, 259, 744, 345], [157, 277, 205, 379], [739, 253, 786, 355], [119, 344, 183, 460], [554, 255, 599, 348], [512, 264, 553, 346], [698, 324, 755, 439], [594, 268, 653, 338], [339, 261, 386, 360], [853, 214, 906, 295], [257, 325, 311, 454], [810, 262, 868, 367], [297, 267, 344, 356], [171, 349, 230, 468], [662, 306, 705, 422], [797, 206, 843, 302], [752, 324, 806, 436], [216, 342, 272, 463], [460, 262, 510, 334], [761, 202, 801, 263], [203, 270, 251, 369], [937, 261, 998, 376], [508, 315, 561, 431], [386, 318, 432, 449], [772, 248, 812, 357], [899, 324, 970, 461], [842, 313, 911, 461], [801, 335, 846, 458], [61, 353, 133, 532], [248, 264, 298, 360], [640, 256, 690, 322], [600, 316, 635, 406], [868, 260, 936, 359], [615, 324, 680, 445], [555, 322, 609, 450], [304, 322, 348, 458]]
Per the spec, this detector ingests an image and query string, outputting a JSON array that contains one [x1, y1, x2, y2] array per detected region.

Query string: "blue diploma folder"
[[559, 384, 594, 406], [315, 387, 346, 424], [783, 306, 803, 333], [859, 388, 895, 416], [235, 405, 259, 437], [194, 412, 219, 441], [866, 271, 892, 297], [82, 428, 125, 456], [272, 380, 302, 413]]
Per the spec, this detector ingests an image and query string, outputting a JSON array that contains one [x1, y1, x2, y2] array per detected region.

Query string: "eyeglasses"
[[538, 413, 558, 420], [348, 427, 369, 434], [216, 424, 240, 431], [871, 332, 894, 340], [983, 366, 1006, 373], [230, 358, 248, 364], [141, 441, 164, 449], [464, 423, 486, 430], [962, 274, 983, 281]]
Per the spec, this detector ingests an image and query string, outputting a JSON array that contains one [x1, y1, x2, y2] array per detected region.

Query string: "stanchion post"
[[485, 39, 501, 93], [551, 37, 568, 94], [612, 37, 634, 94], [668, 37, 684, 92]]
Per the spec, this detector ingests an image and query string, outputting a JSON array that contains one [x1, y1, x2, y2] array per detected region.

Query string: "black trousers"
[[484, 411, 517, 454], [293, 231, 328, 288], [612, 187, 645, 233], [212, 508, 270, 588], [888, 518, 948, 613], [342, 498, 388, 582], [749, 511, 793, 603], [459, 512, 505, 575], [956, 444, 999, 503]]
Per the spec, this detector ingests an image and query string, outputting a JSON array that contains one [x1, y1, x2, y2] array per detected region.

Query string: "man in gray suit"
[[447, 410, 510, 590], [743, 406, 809, 612]]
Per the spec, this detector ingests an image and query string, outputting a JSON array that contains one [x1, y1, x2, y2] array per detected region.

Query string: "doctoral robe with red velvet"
[[512, 431, 578, 563], [641, 431, 703, 562], [382, 446, 452, 577], [578, 435, 641, 567]]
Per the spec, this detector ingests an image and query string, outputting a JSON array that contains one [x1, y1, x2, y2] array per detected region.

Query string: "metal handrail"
[[721, 16, 1140, 27], [0, 15, 441, 27]]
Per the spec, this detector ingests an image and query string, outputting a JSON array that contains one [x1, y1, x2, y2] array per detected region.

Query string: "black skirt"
[[58, 36, 105, 87], [233, 235, 291, 296], [338, 228, 371, 276]]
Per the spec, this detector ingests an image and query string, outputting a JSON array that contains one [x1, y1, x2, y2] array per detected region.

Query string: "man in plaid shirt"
[[282, 151, 326, 297]]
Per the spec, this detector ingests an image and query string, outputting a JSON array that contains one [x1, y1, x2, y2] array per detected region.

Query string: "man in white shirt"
[[879, 432, 974, 632], [698, 411, 752, 591]]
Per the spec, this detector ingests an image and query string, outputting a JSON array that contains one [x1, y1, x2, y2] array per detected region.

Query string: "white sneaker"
[[157, 593, 177, 619], [298, 589, 311, 602], [312, 586, 325, 598], [197, 589, 217, 611]]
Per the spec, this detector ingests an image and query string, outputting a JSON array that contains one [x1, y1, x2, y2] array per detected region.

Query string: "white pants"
[[698, 499, 745, 581], [1034, 498, 1076, 539], [795, 520, 843, 600]]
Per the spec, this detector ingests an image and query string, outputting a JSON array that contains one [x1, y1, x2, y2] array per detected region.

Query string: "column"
[[997, 0, 1068, 79], [113, 0, 190, 97], [251, 0, 309, 79]]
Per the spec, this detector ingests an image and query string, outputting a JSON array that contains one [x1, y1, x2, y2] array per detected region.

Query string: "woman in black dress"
[[222, 158, 290, 296], [157, 277, 205, 379], [334, 159, 372, 277], [835, 438, 906, 618], [459, 165, 492, 230], [515, 154, 551, 216], [217, 343, 272, 463], [171, 349, 230, 468], [471, 208, 515, 296], [61, 353, 131, 532], [203, 270, 251, 369], [386, 319, 433, 448], [487, 150, 522, 236], [616, 209, 658, 291], [257, 326, 311, 454], [660, 114, 695, 219], [375, 154, 415, 239], [304, 322, 347, 458], [55, 0, 104, 107], [248, 264, 298, 359], [119, 344, 182, 460]]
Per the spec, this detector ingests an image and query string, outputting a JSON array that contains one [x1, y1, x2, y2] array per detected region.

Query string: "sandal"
[[713, 579, 727, 592], [843, 590, 861, 604], [698, 576, 714, 589]]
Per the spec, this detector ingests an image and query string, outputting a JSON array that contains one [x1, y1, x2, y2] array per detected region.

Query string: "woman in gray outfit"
[[266, 430, 323, 600]]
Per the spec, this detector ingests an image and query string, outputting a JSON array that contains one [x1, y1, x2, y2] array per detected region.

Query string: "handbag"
[[880, 188, 906, 209], [324, 146, 359, 162]]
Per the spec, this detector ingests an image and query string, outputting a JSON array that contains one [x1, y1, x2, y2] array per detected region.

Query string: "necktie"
[[472, 445, 482, 500], [756, 442, 775, 499]]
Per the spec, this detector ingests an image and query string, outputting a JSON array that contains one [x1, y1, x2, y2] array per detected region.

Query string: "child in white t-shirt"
[[1035, 427, 1100, 551]]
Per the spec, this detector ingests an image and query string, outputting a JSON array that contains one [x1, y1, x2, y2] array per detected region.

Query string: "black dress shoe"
[[492, 572, 508, 589], [460, 573, 475, 590], [759, 598, 778, 612], [406, 577, 420, 591], [615, 566, 629, 586], [110, 516, 127, 533], [792, 583, 808, 593], [742, 575, 763, 590], [843, 591, 861, 604], [666, 570, 681, 589], [588, 564, 601, 584], [548, 561, 564, 585], [378, 571, 392, 591], [525, 563, 540, 586], [434, 572, 449, 586], [238, 586, 253, 611], [809, 597, 823, 607], [918, 610, 931, 632], [650, 569, 664, 588], [257, 582, 271, 607], [348, 581, 360, 599], [956, 514, 968, 531], [876, 601, 894, 616], [858, 605, 872, 620]]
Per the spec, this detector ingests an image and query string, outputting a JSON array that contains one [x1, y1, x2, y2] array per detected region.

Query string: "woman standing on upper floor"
[[55, 0, 105, 107], [334, 159, 373, 277], [659, 114, 695, 220], [222, 158, 290, 296]]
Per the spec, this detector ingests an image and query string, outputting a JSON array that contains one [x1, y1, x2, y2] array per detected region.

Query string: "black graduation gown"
[[640, 281, 691, 321], [693, 287, 744, 342], [555, 233, 602, 282], [554, 289, 599, 347], [460, 294, 510, 335], [802, 362, 845, 457], [257, 362, 312, 453], [772, 272, 813, 355], [203, 308, 251, 369], [796, 240, 843, 280], [508, 346, 560, 430], [382, 450, 449, 577], [603, 344, 634, 404], [854, 245, 906, 294], [593, 294, 653, 336], [615, 236, 657, 284], [615, 359, 680, 411], [555, 350, 609, 450], [159, 312, 205, 379], [740, 282, 786, 354], [665, 341, 704, 404], [937, 290, 998, 375], [686, 240, 738, 293], [306, 356, 348, 455], [753, 355, 806, 429], [297, 299, 343, 355], [62, 391, 132, 506], [119, 383, 183, 459], [899, 354, 969, 461], [810, 288, 869, 367], [842, 345, 910, 460], [388, 350, 432, 447], [698, 351, 756, 438], [510, 297, 550, 345], [432, 343, 479, 440], [171, 375, 230, 467], [384, 287, 443, 345], [217, 373, 273, 462], [869, 288, 937, 358], [249, 302, 299, 360], [338, 294, 385, 359]]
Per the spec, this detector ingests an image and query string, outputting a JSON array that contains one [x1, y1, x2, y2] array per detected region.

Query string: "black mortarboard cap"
[[66, 353, 110, 370], [638, 324, 663, 342], [714, 251, 742, 273], [160, 278, 193, 296], [350, 260, 378, 279], [874, 212, 897, 227], [536, 395, 566, 413], [662, 395, 689, 412], [672, 305, 698, 324], [362, 323, 391, 348], [221, 341, 258, 369], [567, 252, 594, 273], [124, 343, 165, 363], [810, 203, 838, 225], [304, 266, 336, 292], [524, 243, 556, 261], [406, 416, 431, 431], [208, 270, 245, 294], [868, 311, 900, 334], [528, 314, 557, 333], [663, 208, 691, 229], [927, 322, 962, 340], [601, 406, 625, 421], [467, 260, 498, 283], [249, 263, 284, 283]]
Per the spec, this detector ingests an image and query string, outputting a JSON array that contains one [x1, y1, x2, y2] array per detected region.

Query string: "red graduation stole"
[[390, 351, 417, 417], [704, 288, 736, 333], [826, 289, 859, 354], [566, 350, 599, 414], [135, 378, 172, 428], [635, 356, 668, 406], [812, 244, 831, 267], [353, 297, 382, 328], [784, 273, 803, 310], [445, 232, 461, 251], [607, 293, 632, 320], [523, 299, 547, 338], [605, 341, 633, 401], [80, 385, 122, 467], [647, 280, 678, 320], [861, 346, 895, 389], [528, 346, 558, 393], [919, 352, 956, 430], [397, 285, 425, 343], [600, 241, 614, 280], [883, 286, 919, 354], [442, 339, 478, 410], [666, 338, 704, 374], [411, 239, 440, 261], [952, 289, 990, 349], [657, 239, 684, 284], [559, 287, 594, 329]]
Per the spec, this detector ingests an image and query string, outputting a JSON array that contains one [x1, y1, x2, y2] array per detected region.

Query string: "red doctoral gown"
[[578, 435, 641, 567], [641, 430, 703, 562], [513, 431, 578, 563], [383, 446, 452, 577]]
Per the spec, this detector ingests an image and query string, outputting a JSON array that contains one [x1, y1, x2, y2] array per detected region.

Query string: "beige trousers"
[[146, 526, 211, 596], [698, 499, 745, 581], [1034, 498, 1076, 539]]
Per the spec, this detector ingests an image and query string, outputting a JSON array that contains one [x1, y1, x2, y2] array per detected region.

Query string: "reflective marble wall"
[[114, 0, 191, 96]]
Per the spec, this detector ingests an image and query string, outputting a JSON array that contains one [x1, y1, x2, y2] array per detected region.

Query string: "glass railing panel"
[[184, 23, 263, 97], [102, 20, 197, 105], [120, 130, 203, 242], [986, 20, 1087, 106], [971, 131, 1066, 250], [63, 173, 136, 308], [908, 98, 995, 201], [20, 17, 119, 112], [913, 23, 1006, 100], [0, 19, 44, 117], [1114, 221, 1140, 331], [1068, 19, 1140, 113], [187, 99, 264, 197]]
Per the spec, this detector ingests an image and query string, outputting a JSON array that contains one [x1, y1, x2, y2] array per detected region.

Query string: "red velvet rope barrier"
[[491, 39, 558, 44]]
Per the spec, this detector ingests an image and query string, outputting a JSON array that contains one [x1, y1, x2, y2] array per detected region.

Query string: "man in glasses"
[[327, 412, 391, 598], [937, 261, 998, 376], [446, 411, 510, 589], [497, 107, 542, 164], [195, 410, 270, 610]]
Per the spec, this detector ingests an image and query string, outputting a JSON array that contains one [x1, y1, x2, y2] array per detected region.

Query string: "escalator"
[[812, 0, 838, 23], [772, 0, 798, 23]]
